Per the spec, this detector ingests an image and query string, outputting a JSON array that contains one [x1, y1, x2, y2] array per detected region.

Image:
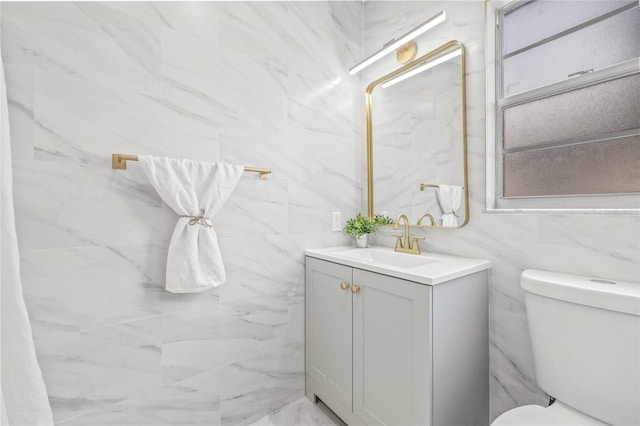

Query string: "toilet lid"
[[492, 404, 606, 426], [492, 405, 563, 426]]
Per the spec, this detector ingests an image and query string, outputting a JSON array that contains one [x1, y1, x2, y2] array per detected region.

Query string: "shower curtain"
[[0, 53, 53, 424]]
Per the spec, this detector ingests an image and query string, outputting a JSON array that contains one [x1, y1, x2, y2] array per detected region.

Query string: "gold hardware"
[[411, 236, 425, 251], [420, 183, 465, 193], [391, 234, 404, 251], [396, 41, 418, 64], [419, 183, 440, 191], [392, 213, 422, 254], [111, 153, 272, 179], [417, 213, 436, 226], [244, 166, 272, 180], [365, 40, 470, 228], [340, 281, 349, 290], [351, 284, 361, 294], [112, 153, 138, 170]]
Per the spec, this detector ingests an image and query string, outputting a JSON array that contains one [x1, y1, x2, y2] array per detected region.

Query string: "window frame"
[[485, 0, 640, 214]]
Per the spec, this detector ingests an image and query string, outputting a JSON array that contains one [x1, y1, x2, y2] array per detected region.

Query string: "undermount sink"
[[332, 247, 441, 269], [305, 246, 490, 285]]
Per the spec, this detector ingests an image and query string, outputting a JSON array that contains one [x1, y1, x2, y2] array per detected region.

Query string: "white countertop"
[[305, 246, 490, 285]]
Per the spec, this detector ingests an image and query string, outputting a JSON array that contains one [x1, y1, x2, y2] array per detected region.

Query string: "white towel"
[[1, 58, 54, 425], [436, 185, 463, 226], [139, 156, 244, 293]]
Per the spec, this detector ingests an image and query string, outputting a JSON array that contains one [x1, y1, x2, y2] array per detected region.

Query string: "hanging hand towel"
[[139, 156, 244, 293], [436, 185, 463, 227]]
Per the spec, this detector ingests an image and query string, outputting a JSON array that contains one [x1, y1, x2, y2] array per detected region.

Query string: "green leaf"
[[344, 213, 377, 236]]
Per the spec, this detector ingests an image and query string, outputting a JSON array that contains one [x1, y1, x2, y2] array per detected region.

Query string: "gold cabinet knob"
[[351, 284, 361, 294], [340, 281, 349, 290]]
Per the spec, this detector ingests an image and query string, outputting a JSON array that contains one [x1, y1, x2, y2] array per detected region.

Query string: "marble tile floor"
[[249, 397, 344, 426]]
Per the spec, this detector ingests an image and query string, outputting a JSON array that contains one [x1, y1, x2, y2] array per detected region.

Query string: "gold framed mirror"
[[366, 40, 469, 228]]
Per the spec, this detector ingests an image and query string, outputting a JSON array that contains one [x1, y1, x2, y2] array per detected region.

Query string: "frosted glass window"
[[503, 1, 635, 55], [490, 0, 640, 210], [503, 7, 640, 96], [504, 135, 640, 197], [504, 74, 640, 150]]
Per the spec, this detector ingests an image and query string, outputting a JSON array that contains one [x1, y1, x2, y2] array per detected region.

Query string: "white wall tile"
[[61, 368, 222, 426], [13, 159, 175, 249], [288, 72, 360, 138], [2, 2, 362, 425], [3, 64, 34, 159]]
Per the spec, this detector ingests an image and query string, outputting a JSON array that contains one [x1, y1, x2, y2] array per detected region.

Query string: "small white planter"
[[355, 234, 369, 248]]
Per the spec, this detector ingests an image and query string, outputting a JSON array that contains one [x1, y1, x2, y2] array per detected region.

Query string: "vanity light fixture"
[[380, 48, 461, 88], [348, 11, 446, 75]]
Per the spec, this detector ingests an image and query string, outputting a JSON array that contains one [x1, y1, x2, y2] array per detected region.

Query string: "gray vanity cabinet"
[[305, 258, 354, 411], [305, 256, 489, 426]]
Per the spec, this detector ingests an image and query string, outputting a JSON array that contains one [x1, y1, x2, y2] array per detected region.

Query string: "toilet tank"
[[521, 269, 640, 426]]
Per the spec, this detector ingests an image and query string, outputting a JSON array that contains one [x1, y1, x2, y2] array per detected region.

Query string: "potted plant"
[[373, 213, 394, 225], [344, 213, 377, 248]]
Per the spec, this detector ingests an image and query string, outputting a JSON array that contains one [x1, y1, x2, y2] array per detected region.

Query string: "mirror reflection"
[[366, 41, 469, 228]]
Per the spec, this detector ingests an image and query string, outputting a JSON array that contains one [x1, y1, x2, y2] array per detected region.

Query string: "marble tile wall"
[[4, 2, 639, 425], [363, 1, 640, 422], [1, 2, 362, 425]]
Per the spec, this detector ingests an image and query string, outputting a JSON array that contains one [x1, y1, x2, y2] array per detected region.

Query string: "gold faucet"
[[391, 213, 425, 255], [417, 213, 436, 226]]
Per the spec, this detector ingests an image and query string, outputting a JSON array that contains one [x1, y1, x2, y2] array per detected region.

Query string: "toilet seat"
[[491, 402, 607, 426]]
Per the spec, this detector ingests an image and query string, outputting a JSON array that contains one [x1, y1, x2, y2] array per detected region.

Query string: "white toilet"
[[492, 269, 640, 426]]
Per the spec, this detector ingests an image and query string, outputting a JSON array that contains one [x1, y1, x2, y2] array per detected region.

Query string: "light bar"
[[348, 11, 446, 75], [380, 48, 461, 88]]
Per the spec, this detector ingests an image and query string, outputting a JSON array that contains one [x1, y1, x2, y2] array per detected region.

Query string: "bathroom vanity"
[[305, 246, 490, 426]]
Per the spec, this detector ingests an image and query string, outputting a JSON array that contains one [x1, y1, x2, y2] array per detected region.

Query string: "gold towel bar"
[[420, 183, 465, 191], [419, 183, 440, 191], [112, 154, 272, 180]]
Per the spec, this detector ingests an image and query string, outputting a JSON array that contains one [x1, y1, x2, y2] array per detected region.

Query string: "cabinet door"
[[352, 269, 431, 426], [305, 258, 353, 409]]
